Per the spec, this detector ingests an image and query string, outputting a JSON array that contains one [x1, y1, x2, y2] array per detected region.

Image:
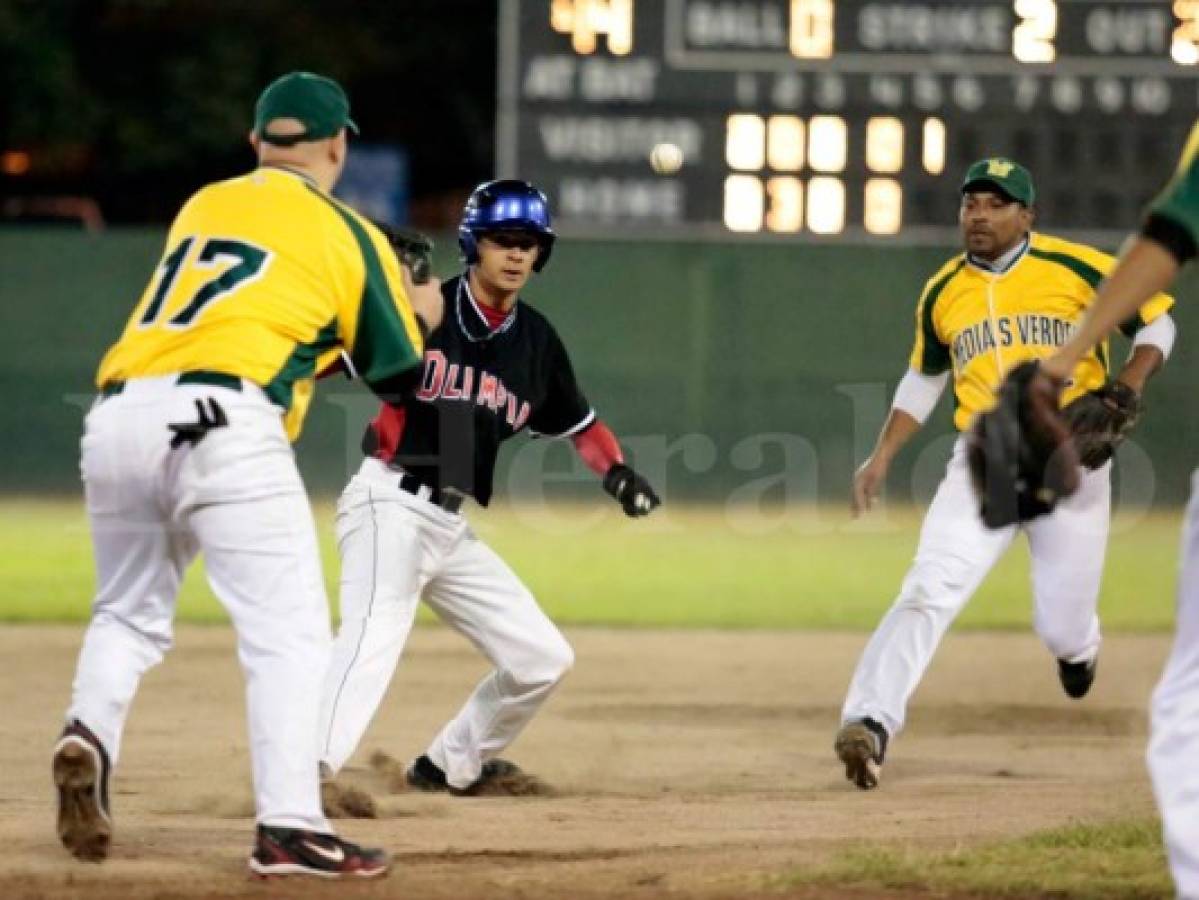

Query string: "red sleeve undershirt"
[[572, 420, 623, 476]]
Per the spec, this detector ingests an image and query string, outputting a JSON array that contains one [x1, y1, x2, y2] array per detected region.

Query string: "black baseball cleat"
[[405, 753, 526, 796], [52, 719, 113, 862], [1058, 657, 1098, 699], [248, 825, 391, 879], [834, 717, 889, 791], [405, 754, 450, 792]]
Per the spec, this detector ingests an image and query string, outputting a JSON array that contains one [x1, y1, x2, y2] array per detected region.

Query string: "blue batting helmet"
[[458, 179, 555, 272]]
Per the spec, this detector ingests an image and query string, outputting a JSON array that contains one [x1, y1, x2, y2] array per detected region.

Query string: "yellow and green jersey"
[[96, 166, 423, 440], [910, 232, 1173, 431]]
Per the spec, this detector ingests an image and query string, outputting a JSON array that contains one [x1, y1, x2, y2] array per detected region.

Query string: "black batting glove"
[[602, 464, 661, 517]]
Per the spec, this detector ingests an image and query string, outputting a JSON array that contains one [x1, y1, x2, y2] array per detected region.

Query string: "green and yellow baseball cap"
[[253, 72, 358, 146], [961, 158, 1035, 206]]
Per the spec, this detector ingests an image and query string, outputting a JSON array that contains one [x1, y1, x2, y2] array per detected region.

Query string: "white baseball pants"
[[842, 437, 1110, 737], [1148, 469, 1199, 899], [69, 375, 331, 832], [318, 457, 574, 790]]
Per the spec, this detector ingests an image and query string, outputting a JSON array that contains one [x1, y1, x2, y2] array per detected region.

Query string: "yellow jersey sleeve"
[[313, 197, 424, 388], [1122, 288, 1175, 334]]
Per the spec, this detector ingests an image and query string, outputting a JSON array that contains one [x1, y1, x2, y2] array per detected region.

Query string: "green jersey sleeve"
[[1144, 122, 1199, 264]]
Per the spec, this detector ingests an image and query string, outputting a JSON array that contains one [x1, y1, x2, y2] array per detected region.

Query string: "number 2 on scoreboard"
[[1013, 0, 1058, 63]]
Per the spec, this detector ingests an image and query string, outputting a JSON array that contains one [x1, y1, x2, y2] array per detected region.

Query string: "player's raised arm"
[[1027, 121, 1199, 900], [320, 207, 436, 403], [1044, 123, 1199, 381]]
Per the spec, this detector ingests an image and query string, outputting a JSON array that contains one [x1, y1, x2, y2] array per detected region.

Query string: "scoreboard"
[[496, 0, 1199, 241]]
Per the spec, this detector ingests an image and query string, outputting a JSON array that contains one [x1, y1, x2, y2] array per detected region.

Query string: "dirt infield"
[[0, 625, 1171, 899]]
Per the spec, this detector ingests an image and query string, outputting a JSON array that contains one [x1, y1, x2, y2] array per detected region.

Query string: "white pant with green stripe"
[[1148, 469, 1199, 899], [842, 436, 1110, 738], [68, 375, 332, 833]]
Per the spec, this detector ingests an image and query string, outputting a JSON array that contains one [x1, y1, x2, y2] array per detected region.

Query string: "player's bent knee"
[[507, 638, 574, 689], [93, 607, 174, 657], [893, 573, 965, 615], [540, 641, 576, 685], [545, 639, 575, 680]]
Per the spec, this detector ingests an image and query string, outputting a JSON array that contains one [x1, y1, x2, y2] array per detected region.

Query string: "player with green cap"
[[959, 157, 1036, 207], [833, 155, 1177, 791], [50, 69, 444, 880], [253, 71, 359, 146]]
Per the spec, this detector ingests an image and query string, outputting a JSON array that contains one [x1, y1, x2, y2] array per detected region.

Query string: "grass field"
[[790, 819, 1172, 898], [0, 497, 1184, 630], [2, 497, 1184, 897]]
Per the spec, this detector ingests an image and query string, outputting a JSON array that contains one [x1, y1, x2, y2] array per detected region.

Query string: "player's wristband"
[[602, 463, 634, 501]]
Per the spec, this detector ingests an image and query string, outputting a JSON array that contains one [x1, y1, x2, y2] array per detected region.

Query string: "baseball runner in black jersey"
[[316, 180, 659, 802]]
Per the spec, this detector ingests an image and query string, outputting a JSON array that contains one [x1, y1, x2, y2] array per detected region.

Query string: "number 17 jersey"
[[96, 166, 424, 440]]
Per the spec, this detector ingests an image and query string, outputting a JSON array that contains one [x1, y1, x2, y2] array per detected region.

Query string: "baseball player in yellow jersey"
[[833, 158, 1177, 791], [1039, 123, 1199, 899], [50, 72, 442, 879]]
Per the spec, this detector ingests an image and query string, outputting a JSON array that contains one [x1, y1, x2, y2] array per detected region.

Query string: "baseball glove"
[[1061, 380, 1143, 469], [373, 221, 434, 285], [966, 361, 1081, 529]]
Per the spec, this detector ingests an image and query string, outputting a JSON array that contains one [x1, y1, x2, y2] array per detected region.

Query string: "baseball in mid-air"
[[649, 142, 684, 175]]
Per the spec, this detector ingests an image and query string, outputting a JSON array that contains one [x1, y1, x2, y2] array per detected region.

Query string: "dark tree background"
[[0, 0, 497, 224]]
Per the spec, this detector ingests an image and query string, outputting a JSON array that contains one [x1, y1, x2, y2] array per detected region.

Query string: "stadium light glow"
[[922, 118, 947, 175], [807, 177, 845, 234], [808, 116, 847, 173], [767, 116, 805, 172], [724, 175, 764, 232], [766, 177, 804, 232], [864, 178, 903, 235], [726, 115, 767, 172], [866, 117, 904, 174]]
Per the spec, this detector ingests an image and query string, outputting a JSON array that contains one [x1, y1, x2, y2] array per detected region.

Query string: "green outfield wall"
[[3, 227, 1196, 505]]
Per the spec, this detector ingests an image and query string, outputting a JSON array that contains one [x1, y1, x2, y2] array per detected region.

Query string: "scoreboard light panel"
[[498, 0, 1199, 241]]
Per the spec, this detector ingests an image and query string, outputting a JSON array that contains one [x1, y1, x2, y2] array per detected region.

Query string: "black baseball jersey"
[[363, 274, 594, 505]]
